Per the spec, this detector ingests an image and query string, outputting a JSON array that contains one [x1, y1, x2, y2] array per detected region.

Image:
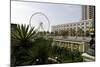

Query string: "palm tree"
[[77, 28, 83, 37], [72, 29, 76, 36], [11, 24, 37, 66], [54, 31, 59, 36], [69, 28, 73, 36], [60, 30, 68, 39]]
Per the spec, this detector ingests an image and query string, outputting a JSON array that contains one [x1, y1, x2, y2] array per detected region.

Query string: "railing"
[[52, 36, 91, 42], [52, 39, 90, 53]]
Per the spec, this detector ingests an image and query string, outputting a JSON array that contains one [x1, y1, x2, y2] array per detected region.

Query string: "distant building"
[[82, 5, 95, 20], [51, 19, 93, 33]]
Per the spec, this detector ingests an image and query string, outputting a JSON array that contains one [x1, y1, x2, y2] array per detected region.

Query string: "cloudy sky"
[[11, 1, 82, 31]]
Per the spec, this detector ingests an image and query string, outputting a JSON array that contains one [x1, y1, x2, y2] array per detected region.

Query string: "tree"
[[61, 30, 68, 36], [77, 28, 83, 37], [68, 29, 71, 36], [33, 37, 53, 64], [72, 29, 76, 36], [54, 31, 59, 36], [50, 32, 55, 36]]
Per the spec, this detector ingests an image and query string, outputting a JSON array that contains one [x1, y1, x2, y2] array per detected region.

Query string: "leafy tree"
[[61, 30, 68, 37], [31, 37, 53, 65], [54, 31, 59, 36], [71, 29, 76, 36], [77, 28, 83, 37]]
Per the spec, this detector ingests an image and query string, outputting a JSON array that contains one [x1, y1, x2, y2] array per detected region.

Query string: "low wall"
[[52, 39, 89, 53]]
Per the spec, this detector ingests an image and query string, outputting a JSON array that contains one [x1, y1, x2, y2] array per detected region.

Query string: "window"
[[86, 22, 89, 25], [82, 27, 84, 29], [67, 25, 69, 27], [78, 23, 80, 25], [82, 23, 84, 25], [86, 26, 89, 29], [74, 24, 76, 26]]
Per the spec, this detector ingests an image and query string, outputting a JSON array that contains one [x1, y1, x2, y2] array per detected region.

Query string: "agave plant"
[[11, 24, 37, 66], [11, 24, 37, 47]]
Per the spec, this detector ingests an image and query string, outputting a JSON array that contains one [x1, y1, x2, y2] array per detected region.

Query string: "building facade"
[[82, 5, 95, 20], [51, 19, 93, 34]]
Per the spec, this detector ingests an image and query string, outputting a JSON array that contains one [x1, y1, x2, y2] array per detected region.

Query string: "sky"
[[11, 1, 82, 31]]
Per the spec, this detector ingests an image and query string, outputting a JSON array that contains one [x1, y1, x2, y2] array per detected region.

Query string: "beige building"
[[51, 5, 95, 34], [51, 19, 93, 33]]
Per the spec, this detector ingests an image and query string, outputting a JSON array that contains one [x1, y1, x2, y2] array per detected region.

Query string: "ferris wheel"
[[29, 12, 50, 32]]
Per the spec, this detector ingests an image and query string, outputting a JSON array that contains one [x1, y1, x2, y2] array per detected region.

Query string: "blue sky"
[[11, 1, 82, 31]]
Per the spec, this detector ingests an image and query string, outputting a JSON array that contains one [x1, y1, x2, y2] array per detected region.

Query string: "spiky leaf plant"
[[11, 24, 37, 66], [11, 24, 37, 47]]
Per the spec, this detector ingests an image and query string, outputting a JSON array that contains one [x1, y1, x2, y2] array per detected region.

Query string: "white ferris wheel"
[[29, 12, 50, 32]]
